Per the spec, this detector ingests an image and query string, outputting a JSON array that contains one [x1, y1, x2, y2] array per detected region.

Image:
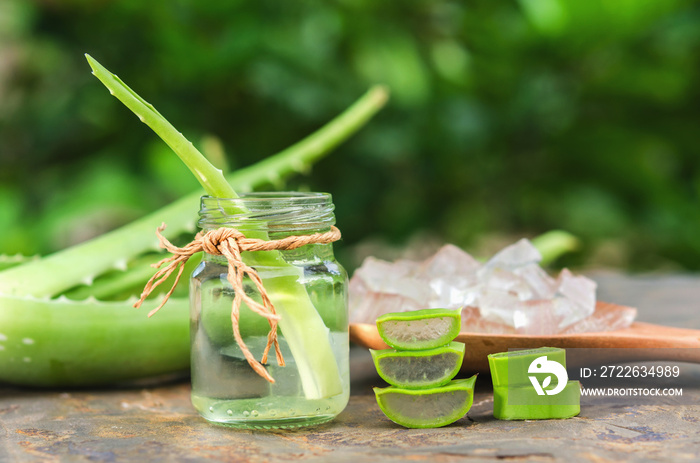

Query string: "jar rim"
[[201, 191, 331, 203], [198, 192, 336, 232]]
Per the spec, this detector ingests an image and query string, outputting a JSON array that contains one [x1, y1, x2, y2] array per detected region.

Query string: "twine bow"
[[134, 223, 341, 383]]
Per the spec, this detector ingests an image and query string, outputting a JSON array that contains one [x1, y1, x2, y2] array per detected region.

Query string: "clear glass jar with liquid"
[[189, 193, 349, 429]]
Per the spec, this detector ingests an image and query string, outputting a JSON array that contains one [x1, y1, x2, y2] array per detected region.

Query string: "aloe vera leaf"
[[86, 54, 236, 200], [62, 253, 201, 301], [373, 375, 477, 428], [200, 135, 229, 174], [0, 291, 270, 387], [0, 294, 189, 386], [83, 55, 383, 399], [531, 230, 580, 266], [376, 307, 462, 350], [0, 81, 388, 298], [0, 254, 39, 272], [370, 341, 465, 389], [60, 254, 166, 300], [260, 274, 346, 398]]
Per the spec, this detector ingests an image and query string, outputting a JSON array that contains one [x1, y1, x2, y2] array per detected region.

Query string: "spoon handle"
[[459, 322, 700, 371]]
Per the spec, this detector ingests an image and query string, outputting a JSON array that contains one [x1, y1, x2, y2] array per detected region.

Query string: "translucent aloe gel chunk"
[[370, 342, 465, 388], [376, 307, 462, 350], [373, 375, 477, 428]]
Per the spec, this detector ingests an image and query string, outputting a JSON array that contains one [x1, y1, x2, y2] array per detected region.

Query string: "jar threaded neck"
[[198, 192, 336, 233]]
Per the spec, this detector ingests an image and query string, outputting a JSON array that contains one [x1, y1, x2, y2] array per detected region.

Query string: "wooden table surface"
[[2, 272, 699, 462]]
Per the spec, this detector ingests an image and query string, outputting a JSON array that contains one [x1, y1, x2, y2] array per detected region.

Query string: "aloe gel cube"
[[493, 381, 581, 420], [488, 347, 567, 388], [487, 347, 580, 420]]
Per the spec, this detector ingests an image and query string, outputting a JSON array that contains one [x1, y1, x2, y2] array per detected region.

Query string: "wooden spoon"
[[349, 302, 700, 373]]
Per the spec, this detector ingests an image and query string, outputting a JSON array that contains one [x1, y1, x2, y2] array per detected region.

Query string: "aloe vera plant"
[[0, 56, 388, 387]]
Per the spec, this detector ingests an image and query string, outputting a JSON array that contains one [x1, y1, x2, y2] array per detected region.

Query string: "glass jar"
[[189, 192, 349, 429]]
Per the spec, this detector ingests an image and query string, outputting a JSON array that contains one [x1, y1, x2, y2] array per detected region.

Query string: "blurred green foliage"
[[1, 0, 699, 271]]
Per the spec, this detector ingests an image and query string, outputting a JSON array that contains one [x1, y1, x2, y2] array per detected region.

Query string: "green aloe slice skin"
[[493, 381, 581, 420], [373, 375, 477, 429], [488, 347, 567, 388], [376, 307, 462, 351], [370, 341, 465, 389]]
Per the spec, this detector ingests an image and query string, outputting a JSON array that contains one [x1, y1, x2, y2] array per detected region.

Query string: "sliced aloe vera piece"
[[376, 307, 462, 350], [373, 375, 477, 428], [370, 341, 465, 389], [488, 347, 567, 388], [493, 381, 581, 420]]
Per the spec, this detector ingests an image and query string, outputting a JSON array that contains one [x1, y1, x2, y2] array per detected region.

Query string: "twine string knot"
[[134, 223, 341, 383]]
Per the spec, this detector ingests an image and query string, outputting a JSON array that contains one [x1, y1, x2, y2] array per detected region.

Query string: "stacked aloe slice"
[[371, 308, 477, 428]]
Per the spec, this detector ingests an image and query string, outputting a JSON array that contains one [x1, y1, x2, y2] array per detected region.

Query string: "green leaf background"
[[2, 0, 699, 271]]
